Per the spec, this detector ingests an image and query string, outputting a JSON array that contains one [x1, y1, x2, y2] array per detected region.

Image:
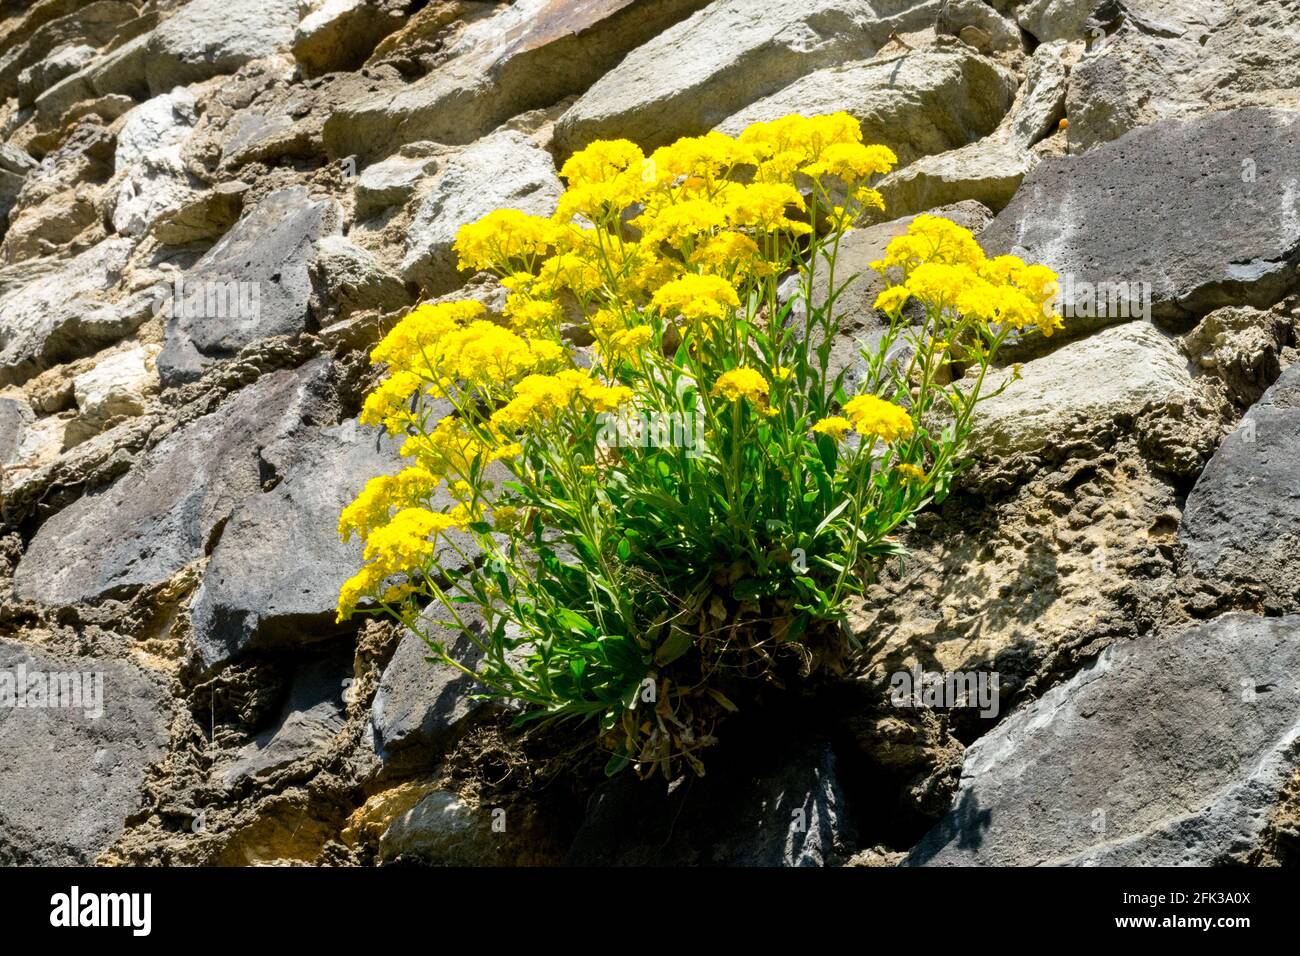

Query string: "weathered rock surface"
[[145, 0, 304, 93], [982, 108, 1300, 328], [308, 235, 410, 327], [66, 344, 159, 444], [877, 39, 1070, 215], [399, 130, 561, 294], [158, 186, 342, 386], [13, 359, 338, 606], [292, 0, 406, 77], [187, 420, 408, 670], [0, 640, 169, 865], [1066, 1, 1300, 153], [554, 0, 942, 154], [1180, 364, 1300, 613], [967, 323, 1197, 461], [0, 395, 34, 464], [323, 0, 711, 162], [717, 45, 1016, 167], [220, 651, 350, 786], [0, 238, 136, 387], [907, 614, 1300, 865]]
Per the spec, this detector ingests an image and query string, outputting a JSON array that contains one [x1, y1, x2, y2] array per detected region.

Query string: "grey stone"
[[716, 45, 1016, 167], [0, 640, 169, 865], [34, 31, 152, 124], [145, 0, 303, 93], [0, 396, 34, 465], [1180, 364, 1300, 612], [292, 0, 405, 77], [981, 108, 1300, 329], [323, 0, 711, 163], [187, 419, 410, 669], [554, 0, 942, 155], [13, 358, 339, 606], [114, 87, 197, 173], [907, 613, 1300, 865], [221, 650, 350, 786], [308, 235, 411, 327], [16, 42, 96, 106], [937, 0, 1023, 52], [0, 238, 138, 388], [566, 736, 852, 865], [353, 152, 438, 220], [157, 186, 342, 386], [370, 603, 507, 771], [1065, 1, 1298, 152], [399, 131, 561, 295], [966, 323, 1196, 459], [149, 181, 248, 246]]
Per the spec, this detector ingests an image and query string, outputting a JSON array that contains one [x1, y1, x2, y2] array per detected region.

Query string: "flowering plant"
[[337, 113, 1061, 777]]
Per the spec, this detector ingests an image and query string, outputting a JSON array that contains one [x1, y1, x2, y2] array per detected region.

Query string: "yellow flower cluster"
[[870, 215, 1062, 337], [712, 367, 771, 405], [841, 394, 914, 443], [491, 370, 633, 431]]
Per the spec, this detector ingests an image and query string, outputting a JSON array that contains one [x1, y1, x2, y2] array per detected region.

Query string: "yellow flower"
[[651, 273, 740, 325], [895, 463, 927, 482], [371, 300, 485, 374], [801, 142, 897, 181], [873, 285, 911, 314], [712, 367, 770, 404], [721, 182, 809, 234], [338, 466, 440, 542], [454, 209, 562, 272], [811, 416, 852, 441], [843, 393, 913, 442], [557, 138, 652, 220]]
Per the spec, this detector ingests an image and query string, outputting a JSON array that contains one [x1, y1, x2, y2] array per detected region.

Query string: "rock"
[[378, 788, 562, 865], [111, 96, 202, 238], [323, 0, 711, 162], [370, 603, 507, 771], [981, 108, 1300, 329], [0, 143, 36, 233], [0, 639, 169, 865], [308, 235, 411, 327], [12, 358, 340, 605], [907, 613, 1300, 865], [967, 323, 1196, 460], [399, 130, 561, 295], [220, 650, 350, 786], [145, 0, 304, 94], [716, 46, 1016, 167], [353, 151, 439, 220], [0, 238, 139, 388], [34, 31, 152, 125], [853, 451, 1180, 733], [1180, 364, 1300, 612], [149, 181, 248, 246], [157, 186, 342, 386], [187, 420, 412, 669], [0, 396, 35, 465], [876, 40, 1070, 216], [114, 87, 197, 173], [1066, 1, 1300, 153], [566, 735, 853, 865], [1180, 305, 1291, 408], [554, 0, 942, 155], [0, 0, 137, 101], [292, 0, 406, 77], [66, 344, 159, 445], [16, 42, 96, 106], [936, 0, 1023, 53]]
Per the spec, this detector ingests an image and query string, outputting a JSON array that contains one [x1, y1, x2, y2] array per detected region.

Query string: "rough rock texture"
[[554, 0, 943, 154], [0, 640, 170, 865], [982, 108, 1300, 329], [399, 130, 561, 294], [1066, 1, 1300, 153], [1180, 364, 1300, 613], [324, 0, 712, 162], [158, 186, 342, 385], [907, 614, 1300, 866], [717, 45, 1016, 167], [13, 359, 338, 605], [1, 0, 1297, 871]]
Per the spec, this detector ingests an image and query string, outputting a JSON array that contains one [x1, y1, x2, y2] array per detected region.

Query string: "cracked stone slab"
[[906, 613, 1300, 866]]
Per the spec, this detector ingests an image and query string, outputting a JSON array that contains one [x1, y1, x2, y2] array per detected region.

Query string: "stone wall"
[[0, 0, 1298, 866]]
